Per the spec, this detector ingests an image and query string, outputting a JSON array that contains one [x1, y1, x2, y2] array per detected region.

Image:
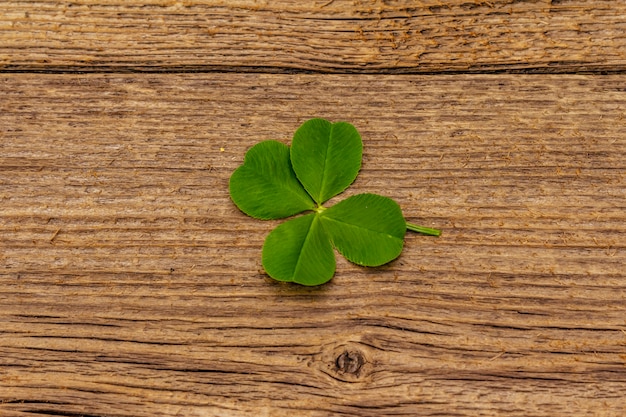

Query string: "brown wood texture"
[[1, 0, 625, 73], [2, 0, 626, 415], [1, 73, 625, 416]]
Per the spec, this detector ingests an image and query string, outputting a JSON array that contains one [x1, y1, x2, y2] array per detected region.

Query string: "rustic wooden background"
[[1, 1, 625, 416]]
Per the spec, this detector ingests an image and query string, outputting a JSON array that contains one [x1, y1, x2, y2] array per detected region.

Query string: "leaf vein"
[[320, 215, 402, 241], [293, 215, 317, 280]]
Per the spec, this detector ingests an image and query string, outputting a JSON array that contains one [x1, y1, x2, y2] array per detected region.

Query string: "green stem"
[[406, 222, 441, 236]]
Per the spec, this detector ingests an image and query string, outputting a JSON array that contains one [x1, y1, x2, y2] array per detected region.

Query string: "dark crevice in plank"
[[22, 410, 107, 417], [2, 63, 626, 75]]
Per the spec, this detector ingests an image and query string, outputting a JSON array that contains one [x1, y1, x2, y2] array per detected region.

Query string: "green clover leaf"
[[229, 118, 441, 286], [291, 118, 362, 204], [320, 193, 406, 267], [229, 140, 315, 219], [262, 213, 336, 286]]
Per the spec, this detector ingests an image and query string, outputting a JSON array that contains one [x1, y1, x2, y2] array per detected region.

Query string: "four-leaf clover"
[[229, 118, 440, 286]]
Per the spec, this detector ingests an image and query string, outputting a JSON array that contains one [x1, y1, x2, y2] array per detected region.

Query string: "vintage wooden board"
[[1, 73, 625, 416], [1, 0, 626, 415], [1, 0, 625, 72]]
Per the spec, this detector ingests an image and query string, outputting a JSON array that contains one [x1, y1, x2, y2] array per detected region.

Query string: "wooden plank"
[[1, 0, 625, 73], [1, 73, 625, 416]]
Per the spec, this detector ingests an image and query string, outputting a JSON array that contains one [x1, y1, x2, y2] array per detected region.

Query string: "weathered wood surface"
[[1, 0, 625, 73], [2, 0, 626, 415], [1, 73, 625, 416]]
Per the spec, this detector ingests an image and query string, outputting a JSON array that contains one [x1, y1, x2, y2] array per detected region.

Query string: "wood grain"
[[1, 73, 625, 416], [1, 0, 625, 73]]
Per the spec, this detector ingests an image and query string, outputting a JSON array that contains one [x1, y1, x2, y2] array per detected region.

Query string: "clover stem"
[[406, 222, 441, 236]]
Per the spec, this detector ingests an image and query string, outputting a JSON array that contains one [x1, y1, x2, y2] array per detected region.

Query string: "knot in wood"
[[335, 349, 365, 376]]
